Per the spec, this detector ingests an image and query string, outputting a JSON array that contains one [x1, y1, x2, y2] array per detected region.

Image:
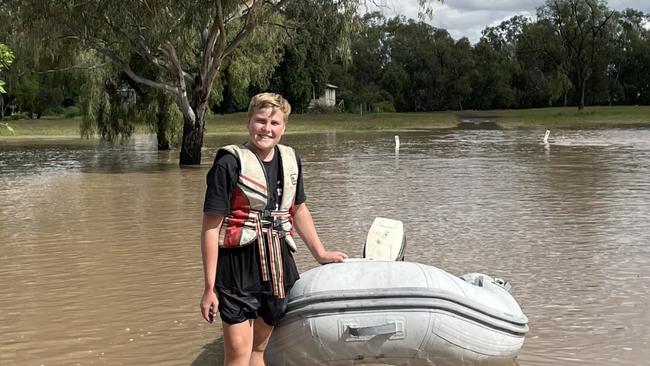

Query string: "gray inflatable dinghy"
[[266, 218, 528, 366]]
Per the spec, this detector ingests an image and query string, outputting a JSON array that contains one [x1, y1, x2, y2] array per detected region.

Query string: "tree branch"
[[94, 46, 180, 95], [160, 42, 195, 122], [34, 62, 111, 74]]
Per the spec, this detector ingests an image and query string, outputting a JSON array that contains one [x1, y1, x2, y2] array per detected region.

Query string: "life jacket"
[[217, 144, 299, 297]]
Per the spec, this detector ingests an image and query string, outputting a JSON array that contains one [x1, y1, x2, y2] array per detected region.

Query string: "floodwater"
[[1, 126, 649, 366]]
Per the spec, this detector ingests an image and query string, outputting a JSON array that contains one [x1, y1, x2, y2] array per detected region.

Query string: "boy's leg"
[[222, 320, 254, 366], [250, 319, 274, 366], [251, 294, 288, 365]]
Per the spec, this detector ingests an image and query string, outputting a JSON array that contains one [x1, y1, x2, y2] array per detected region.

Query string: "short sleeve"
[[294, 155, 306, 205], [203, 150, 240, 214]]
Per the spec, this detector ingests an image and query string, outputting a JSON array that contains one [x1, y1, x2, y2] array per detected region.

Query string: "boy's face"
[[246, 107, 286, 155]]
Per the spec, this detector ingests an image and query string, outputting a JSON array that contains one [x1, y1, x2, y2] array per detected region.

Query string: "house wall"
[[310, 87, 337, 107]]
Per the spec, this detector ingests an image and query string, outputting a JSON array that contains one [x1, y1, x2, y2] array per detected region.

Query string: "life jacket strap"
[[254, 211, 289, 298]]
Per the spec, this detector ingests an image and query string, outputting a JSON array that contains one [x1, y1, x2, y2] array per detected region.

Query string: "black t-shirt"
[[203, 145, 304, 293], [203, 145, 306, 215]]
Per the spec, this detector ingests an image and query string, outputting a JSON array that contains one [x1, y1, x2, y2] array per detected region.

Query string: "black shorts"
[[214, 237, 300, 325], [216, 287, 289, 326]]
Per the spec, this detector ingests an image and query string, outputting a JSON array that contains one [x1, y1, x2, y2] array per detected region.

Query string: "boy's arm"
[[200, 212, 224, 323], [293, 203, 347, 264]]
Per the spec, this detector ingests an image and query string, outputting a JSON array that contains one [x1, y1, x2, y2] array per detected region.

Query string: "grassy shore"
[[2, 105, 649, 137]]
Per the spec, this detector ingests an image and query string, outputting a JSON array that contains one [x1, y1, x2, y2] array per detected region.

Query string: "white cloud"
[[368, 0, 650, 44]]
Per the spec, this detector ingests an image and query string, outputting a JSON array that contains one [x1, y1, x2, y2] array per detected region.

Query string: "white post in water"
[[394, 135, 400, 150], [543, 130, 550, 144]]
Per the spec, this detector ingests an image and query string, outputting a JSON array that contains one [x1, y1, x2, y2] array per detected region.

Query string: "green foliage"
[[63, 105, 80, 118], [373, 101, 396, 113], [11, 0, 382, 164], [325, 1, 649, 112], [0, 122, 14, 134], [334, 14, 480, 112], [0, 43, 14, 94], [0, 18, 86, 118], [538, 0, 617, 109], [608, 9, 650, 105], [265, 0, 358, 112], [306, 103, 342, 114], [4, 0, 650, 134], [0, 43, 15, 131], [469, 41, 517, 109], [0, 44, 13, 69], [217, 15, 289, 112], [79, 52, 182, 147]]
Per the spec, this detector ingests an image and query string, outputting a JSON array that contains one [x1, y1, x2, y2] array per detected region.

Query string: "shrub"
[[7, 112, 28, 120], [307, 104, 342, 114], [373, 101, 396, 113], [50, 105, 66, 115], [64, 106, 81, 118]]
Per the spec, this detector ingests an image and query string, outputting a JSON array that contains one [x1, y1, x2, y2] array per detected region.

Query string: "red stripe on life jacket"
[[240, 173, 267, 191], [222, 185, 249, 248]]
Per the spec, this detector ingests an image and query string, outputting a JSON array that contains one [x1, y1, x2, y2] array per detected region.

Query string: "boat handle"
[[347, 322, 398, 337]]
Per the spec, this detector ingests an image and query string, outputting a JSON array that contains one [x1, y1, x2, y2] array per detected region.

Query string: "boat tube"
[[266, 260, 528, 366]]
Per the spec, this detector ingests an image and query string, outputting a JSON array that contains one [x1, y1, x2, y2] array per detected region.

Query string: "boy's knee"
[[227, 335, 251, 354], [224, 326, 254, 360]]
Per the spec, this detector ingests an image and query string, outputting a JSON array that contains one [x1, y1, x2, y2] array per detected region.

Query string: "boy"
[[199, 92, 347, 366]]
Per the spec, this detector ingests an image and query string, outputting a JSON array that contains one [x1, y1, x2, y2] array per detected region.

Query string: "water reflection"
[[1, 127, 649, 365]]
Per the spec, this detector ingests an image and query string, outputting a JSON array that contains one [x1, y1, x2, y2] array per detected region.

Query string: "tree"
[[79, 56, 183, 149], [267, 0, 357, 112], [1, 3, 89, 119], [608, 9, 650, 105], [516, 18, 572, 107], [469, 40, 517, 109], [444, 38, 474, 110], [481, 15, 531, 60], [13, 0, 440, 165], [539, 0, 616, 109], [0, 43, 15, 132], [352, 12, 393, 112], [383, 17, 440, 111]]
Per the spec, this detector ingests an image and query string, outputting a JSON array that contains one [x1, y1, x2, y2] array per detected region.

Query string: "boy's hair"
[[247, 92, 291, 122]]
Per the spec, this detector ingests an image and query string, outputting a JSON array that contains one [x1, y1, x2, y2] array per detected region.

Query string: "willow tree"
[[13, 0, 437, 164]]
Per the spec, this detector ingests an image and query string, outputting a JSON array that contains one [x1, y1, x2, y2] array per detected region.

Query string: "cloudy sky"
[[369, 0, 650, 44]]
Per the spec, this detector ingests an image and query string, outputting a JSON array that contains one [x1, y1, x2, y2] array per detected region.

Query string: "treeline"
[[328, 7, 649, 112], [230, 2, 650, 113]]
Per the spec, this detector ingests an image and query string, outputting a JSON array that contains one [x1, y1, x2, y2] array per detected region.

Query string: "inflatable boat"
[[266, 218, 528, 366]]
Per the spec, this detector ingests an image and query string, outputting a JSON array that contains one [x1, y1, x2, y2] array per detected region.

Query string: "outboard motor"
[[363, 217, 407, 261]]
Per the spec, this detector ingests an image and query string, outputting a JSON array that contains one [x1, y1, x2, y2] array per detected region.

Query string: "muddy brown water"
[[1, 127, 649, 365]]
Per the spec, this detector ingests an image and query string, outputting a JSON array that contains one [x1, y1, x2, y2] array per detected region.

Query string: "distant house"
[[310, 83, 338, 107]]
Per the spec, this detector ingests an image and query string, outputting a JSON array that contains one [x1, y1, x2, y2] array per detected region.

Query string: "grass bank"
[[2, 106, 649, 138]]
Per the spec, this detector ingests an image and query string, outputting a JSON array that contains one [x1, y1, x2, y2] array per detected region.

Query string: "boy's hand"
[[200, 288, 219, 324], [316, 250, 348, 264]]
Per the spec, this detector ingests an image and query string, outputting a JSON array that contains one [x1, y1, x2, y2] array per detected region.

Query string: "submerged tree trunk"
[[180, 115, 204, 165], [179, 77, 211, 165]]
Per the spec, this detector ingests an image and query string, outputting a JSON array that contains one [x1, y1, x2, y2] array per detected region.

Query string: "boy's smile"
[[246, 107, 286, 161]]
